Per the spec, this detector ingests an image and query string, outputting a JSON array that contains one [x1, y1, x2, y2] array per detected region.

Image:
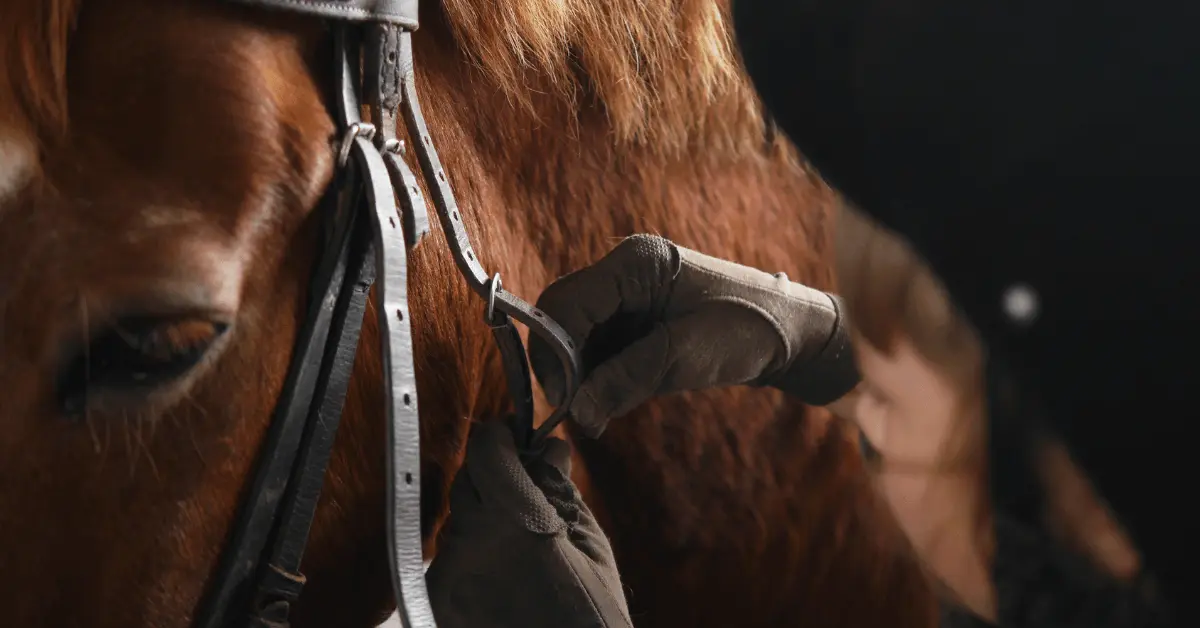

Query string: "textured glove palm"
[[530, 234, 858, 437], [427, 418, 632, 628]]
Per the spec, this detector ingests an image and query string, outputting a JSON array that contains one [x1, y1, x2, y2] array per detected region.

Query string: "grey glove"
[[530, 234, 858, 437], [427, 417, 633, 628]]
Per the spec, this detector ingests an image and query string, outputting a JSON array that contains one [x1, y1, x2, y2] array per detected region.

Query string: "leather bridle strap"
[[196, 2, 583, 626], [190, 37, 387, 628], [229, 0, 420, 26], [337, 30, 435, 627], [391, 28, 583, 444], [191, 125, 378, 627]]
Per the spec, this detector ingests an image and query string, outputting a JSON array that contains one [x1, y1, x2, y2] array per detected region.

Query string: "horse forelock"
[[1, 0, 79, 139], [441, 0, 765, 154], [0, 0, 78, 205]]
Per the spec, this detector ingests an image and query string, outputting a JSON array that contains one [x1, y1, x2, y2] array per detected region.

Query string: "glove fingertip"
[[570, 413, 607, 440], [579, 422, 606, 439], [569, 392, 601, 436]]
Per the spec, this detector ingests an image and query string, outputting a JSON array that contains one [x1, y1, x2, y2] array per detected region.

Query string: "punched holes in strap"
[[390, 29, 583, 447], [331, 26, 433, 627]]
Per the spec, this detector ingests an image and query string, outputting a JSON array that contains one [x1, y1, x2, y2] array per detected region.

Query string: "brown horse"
[[0, 0, 935, 626]]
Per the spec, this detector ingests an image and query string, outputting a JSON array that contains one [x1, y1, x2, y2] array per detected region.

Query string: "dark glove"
[[530, 234, 858, 437], [427, 417, 633, 628]]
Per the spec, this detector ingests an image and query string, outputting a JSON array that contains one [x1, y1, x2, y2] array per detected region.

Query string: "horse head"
[[0, 0, 937, 626]]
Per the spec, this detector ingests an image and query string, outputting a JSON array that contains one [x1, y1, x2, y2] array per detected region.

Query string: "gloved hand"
[[530, 234, 858, 438], [427, 417, 632, 628]]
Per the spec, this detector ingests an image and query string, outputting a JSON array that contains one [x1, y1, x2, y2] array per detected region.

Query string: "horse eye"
[[56, 315, 229, 417]]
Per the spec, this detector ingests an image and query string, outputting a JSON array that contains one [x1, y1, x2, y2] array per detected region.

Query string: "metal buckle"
[[380, 138, 406, 155], [484, 273, 504, 327], [337, 122, 377, 167]]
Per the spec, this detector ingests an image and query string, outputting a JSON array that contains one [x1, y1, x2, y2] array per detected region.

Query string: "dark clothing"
[[732, 0, 1199, 620], [993, 515, 1171, 628], [858, 434, 1173, 627], [939, 515, 1172, 628]]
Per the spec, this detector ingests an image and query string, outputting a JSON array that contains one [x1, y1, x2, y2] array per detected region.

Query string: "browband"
[[230, 0, 419, 27]]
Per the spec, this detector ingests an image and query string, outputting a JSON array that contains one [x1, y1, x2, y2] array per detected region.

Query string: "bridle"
[[191, 2, 583, 626]]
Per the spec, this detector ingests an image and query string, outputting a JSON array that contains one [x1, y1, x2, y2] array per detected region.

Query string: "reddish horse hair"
[[0, 0, 935, 626]]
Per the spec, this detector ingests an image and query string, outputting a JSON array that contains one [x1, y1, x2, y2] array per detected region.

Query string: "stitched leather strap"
[[248, 188, 378, 628], [191, 127, 371, 628]]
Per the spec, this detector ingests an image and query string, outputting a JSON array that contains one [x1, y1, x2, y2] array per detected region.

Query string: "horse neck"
[[290, 23, 931, 627]]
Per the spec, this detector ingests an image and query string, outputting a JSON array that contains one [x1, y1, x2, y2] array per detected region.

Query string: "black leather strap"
[[192, 147, 366, 628], [249, 188, 377, 628], [488, 310, 537, 446], [228, 0, 419, 27]]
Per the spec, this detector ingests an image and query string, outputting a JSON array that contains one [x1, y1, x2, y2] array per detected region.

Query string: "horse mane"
[[8, 0, 765, 154], [1, 0, 79, 140], [439, 0, 767, 154]]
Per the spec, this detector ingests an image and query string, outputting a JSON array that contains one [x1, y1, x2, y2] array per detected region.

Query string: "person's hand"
[[427, 417, 632, 628], [529, 234, 859, 437]]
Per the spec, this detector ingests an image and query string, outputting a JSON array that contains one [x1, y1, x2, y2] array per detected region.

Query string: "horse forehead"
[[11, 0, 338, 268], [65, 0, 334, 210], [0, 1, 332, 335]]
